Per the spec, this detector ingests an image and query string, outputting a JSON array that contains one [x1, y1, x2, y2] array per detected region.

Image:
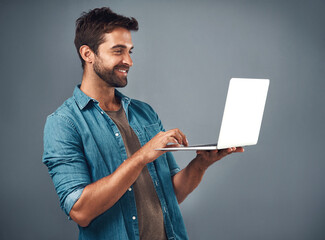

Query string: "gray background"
[[1, 0, 324, 239]]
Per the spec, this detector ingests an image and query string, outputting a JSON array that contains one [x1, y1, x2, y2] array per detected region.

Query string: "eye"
[[129, 50, 133, 54]]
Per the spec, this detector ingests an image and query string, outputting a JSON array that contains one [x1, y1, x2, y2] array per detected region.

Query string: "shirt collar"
[[73, 84, 131, 110], [115, 89, 131, 110]]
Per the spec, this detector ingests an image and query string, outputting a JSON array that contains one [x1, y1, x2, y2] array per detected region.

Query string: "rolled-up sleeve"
[[165, 151, 180, 177], [42, 113, 90, 216]]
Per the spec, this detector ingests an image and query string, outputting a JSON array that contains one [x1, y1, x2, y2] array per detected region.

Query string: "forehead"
[[101, 27, 133, 48]]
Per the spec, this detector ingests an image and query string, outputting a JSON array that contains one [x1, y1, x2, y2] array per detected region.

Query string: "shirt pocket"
[[143, 123, 161, 140]]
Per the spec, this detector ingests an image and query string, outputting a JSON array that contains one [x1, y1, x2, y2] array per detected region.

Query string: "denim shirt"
[[42, 85, 189, 240]]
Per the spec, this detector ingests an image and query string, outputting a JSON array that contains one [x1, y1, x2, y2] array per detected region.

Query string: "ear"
[[79, 45, 95, 65]]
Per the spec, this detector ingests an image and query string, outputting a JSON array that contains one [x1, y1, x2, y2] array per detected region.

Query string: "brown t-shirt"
[[106, 106, 167, 240]]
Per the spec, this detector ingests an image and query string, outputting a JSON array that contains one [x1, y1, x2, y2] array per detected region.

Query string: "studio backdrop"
[[1, 0, 324, 239]]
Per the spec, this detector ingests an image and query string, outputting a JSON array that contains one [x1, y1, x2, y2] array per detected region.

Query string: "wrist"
[[128, 150, 147, 169], [190, 156, 209, 173]]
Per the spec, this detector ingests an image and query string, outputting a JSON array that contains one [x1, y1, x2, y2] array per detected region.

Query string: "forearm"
[[70, 152, 146, 227], [172, 147, 244, 204], [172, 157, 207, 204]]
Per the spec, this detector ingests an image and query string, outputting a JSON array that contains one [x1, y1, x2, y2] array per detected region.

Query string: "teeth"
[[117, 69, 127, 73]]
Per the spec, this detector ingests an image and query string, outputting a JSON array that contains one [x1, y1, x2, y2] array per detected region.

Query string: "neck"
[[80, 67, 121, 111]]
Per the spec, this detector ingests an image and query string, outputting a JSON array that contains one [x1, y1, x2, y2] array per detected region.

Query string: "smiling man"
[[42, 7, 243, 240]]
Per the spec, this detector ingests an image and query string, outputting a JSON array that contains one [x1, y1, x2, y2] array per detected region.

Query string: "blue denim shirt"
[[42, 85, 188, 240]]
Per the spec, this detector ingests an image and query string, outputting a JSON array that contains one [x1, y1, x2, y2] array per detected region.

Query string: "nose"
[[122, 52, 133, 67]]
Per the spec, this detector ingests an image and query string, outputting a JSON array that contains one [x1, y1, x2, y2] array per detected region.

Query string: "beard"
[[93, 60, 128, 88]]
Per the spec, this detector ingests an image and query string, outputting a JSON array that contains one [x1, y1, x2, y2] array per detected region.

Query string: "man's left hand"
[[194, 147, 245, 171]]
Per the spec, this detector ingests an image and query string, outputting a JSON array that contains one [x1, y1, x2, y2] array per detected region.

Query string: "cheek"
[[103, 55, 122, 66]]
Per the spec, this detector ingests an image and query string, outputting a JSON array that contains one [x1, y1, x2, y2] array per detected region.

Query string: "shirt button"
[[115, 133, 119, 137], [101, 111, 104, 114], [128, 187, 132, 191], [132, 216, 136, 220]]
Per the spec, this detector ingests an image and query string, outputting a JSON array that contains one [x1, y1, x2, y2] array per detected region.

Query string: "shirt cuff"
[[170, 167, 181, 177], [63, 188, 84, 219]]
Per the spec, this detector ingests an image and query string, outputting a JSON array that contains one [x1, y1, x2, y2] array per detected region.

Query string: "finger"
[[209, 150, 219, 154], [166, 136, 180, 146], [235, 147, 245, 152], [164, 129, 180, 144], [175, 132, 184, 145], [169, 129, 186, 146], [165, 143, 180, 149], [218, 148, 233, 157], [196, 149, 211, 155], [176, 129, 188, 146], [228, 147, 245, 153]]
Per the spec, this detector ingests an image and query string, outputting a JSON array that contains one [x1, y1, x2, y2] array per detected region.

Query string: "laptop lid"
[[216, 78, 269, 149]]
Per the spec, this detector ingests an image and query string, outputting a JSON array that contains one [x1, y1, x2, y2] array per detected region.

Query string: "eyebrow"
[[111, 45, 134, 50]]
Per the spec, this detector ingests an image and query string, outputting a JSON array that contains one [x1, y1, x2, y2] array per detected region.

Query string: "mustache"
[[114, 65, 130, 71]]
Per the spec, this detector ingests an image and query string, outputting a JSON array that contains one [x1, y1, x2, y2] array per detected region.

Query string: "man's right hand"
[[135, 128, 188, 164]]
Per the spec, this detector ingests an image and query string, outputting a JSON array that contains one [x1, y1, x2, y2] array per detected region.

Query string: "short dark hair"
[[74, 7, 139, 69]]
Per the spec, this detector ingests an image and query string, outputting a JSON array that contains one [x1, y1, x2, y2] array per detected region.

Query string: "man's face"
[[93, 27, 134, 88]]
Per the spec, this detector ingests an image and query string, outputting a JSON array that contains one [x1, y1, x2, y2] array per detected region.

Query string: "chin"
[[102, 76, 128, 88], [115, 78, 127, 88]]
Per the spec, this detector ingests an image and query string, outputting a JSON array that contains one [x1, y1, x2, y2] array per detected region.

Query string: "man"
[[43, 7, 243, 240]]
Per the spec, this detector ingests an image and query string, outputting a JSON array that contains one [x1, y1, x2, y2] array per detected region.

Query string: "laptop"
[[155, 78, 270, 151]]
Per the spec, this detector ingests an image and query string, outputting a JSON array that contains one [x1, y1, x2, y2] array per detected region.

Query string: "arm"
[[69, 151, 145, 227], [69, 129, 188, 227], [172, 147, 244, 204]]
